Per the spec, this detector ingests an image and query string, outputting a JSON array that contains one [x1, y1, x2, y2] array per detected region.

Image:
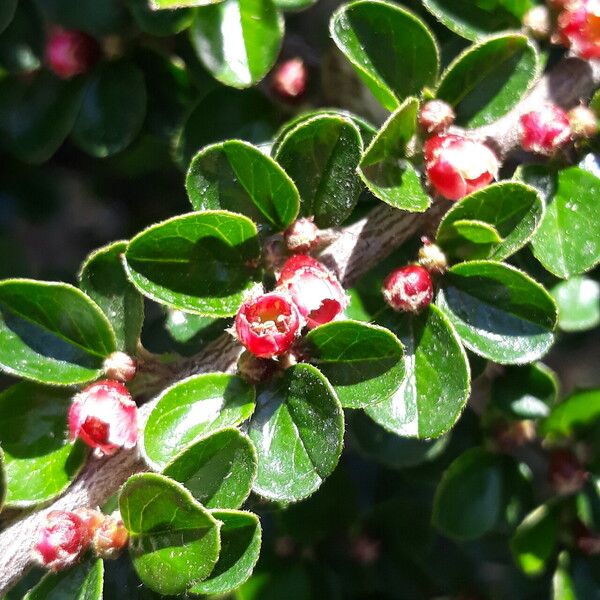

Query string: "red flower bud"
[[92, 512, 129, 560], [68, 380, 138, 457], [33, 510, 90, 571], [272, 58, 308, 102], [558, 0, 600, 59], [418, 100, 455, 134], [568, 105, 598, 138], [382, 265, 434, 313], [103, 351, 137, 382], [519, 104, 572, 155], [277, 255, 348, 329], [46, 30, 100, 79], [235, 292, 301, 358], [284, 217, 319, 254], [548, 449, 588, 495], [424, 134, 499, 201]]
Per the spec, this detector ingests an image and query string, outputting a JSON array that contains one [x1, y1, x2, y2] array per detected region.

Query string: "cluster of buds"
[[271, 58, 308, 102], [33, 509, 128, 571], [46, 29, 100, 79], [556, 0, 600, 59]]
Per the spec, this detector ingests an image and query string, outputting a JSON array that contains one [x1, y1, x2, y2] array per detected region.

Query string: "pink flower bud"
[[568, 105, 598, 138], [272, 58, 308, 102], [382, 265, 434, 313], [46, 29, 100, 79], [33, 510, 90, 571], [558, 0, 600, 59], [68, 380, 138, 457], [424, 134, 499, 201], [73, 508, 104, 539], [523, 5, 552, 39], [284, 217, 319, 254], [103, 351, 138, 382], [276, 255, 348, 329], [235, 292, 301, 358], [548, 449, 588, 495], [92, 512, 129, 560], [519, 104, 572, 155], [418, 100, 455, 134]]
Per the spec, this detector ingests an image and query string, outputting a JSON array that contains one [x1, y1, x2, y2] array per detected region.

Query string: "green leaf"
[[305, 320, 405, 409], [248, 363, 344, 502], [552, 277, 600, 332], [24, 558, 103, 600], [275, 114, 363, 228], [349, 411, 449, 470], [190, 0, 283, 88], [151, 0, 220, 7], [437, 261, 557, 364], [423, 0, 530, 41], [0, 279, 116, 385], [71, 61, 147, 158], [0, 0, 43, 73], [186, 140, 299, 230], [522, 166, 600, 279], [163, 428, 257, 509], [0, 382, 87, 507], [38, 0, 129, 35], [273, 0, 316, 10], [330, 0, 439, 111], [0, 447, 5, 512], [436, 182, 544, 262], [127, 0, 193, 36], [541, 389, 600, 440], [436, 34, 539, 128], [79, 241, 144, 355], [124, 210, 261, 317], [491, 363, 558, 420], [511, 503, 560, 575], [143, 373, 255, 469], [366, 305, 470, 439], [553, 552, 577, 600], [433, 447, 505, 540], [189, 509, 261, 595], [120, 473, 221, 596], [0, 0, 17, 35], [358, 97, 430, 212]]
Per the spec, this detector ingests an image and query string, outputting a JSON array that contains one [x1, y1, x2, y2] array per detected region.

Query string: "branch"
[[0, 55, 598, 596]]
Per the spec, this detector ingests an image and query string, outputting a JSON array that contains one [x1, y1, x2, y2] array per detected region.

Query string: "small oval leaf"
[[552, 277, 600, 332]]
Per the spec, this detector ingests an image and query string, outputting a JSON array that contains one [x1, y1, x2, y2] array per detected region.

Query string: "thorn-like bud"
[[46, 29, 100, 79], [33, 510, 90, 571], [519, 104, 572, 155], [272, 58, 308, 102], [568, 105, 598, 138], [68, 380, 138, 457], [382, 265, 434, 313], [103, 351, 138, 382], [418, 100, 455, 134], [523, 5, 552, 39], [424, 133, 499, 201], [276, 255, 348, 329], [235, 292, 302, 358], [284, 217, 319, 254], [418, 238, 448, 274], [237, 350, 277, 383], [548, 449, 588, 495], [557, 0, 600, 59], [92, 512, 129, 560]]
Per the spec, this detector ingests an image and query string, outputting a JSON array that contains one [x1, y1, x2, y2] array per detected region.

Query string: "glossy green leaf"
[[492, 363, 558, 420], [71, 61, 147, 158], [275, 114, 363, 227], [120, 473, 221, 596], [39, 0, 129, 35], [24, 558, 103, 600], [79, 241, 144, 355], [522, 166, 600, 279], [163, 428, 257, 509], [190, 0, 283, 88], [349, 411, 449, 470], [541, 389, 600, 440], [127, 0, 193, 35], [151, 0, 221, 7], [248, 363, 344, 502], [511, 503, 560, 575], [358, 97, 430, 212], [273, 0, 316, 10], [144, 373, 255, 469], [189, 509, 261, 595], [186, 140, 299, 230], [552, 277, 600, 332], [305, 320, 405, 409], [330, 0, 439, 111], [423, 0, 530, 41], [366, 305, 470, 439], [437, 261, 557, 364], [124, 211, 261, 317], [0, 382, 87, 506], [0, 0, 17, 35], [0, 0, 43, 73], [436, 34, 539, 128], [436, 182, 543, 261], [553, 552, 577, 600], [164, 310, 226, 347], [0, 279, 116, 385], [433, 447, 505, 540]]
